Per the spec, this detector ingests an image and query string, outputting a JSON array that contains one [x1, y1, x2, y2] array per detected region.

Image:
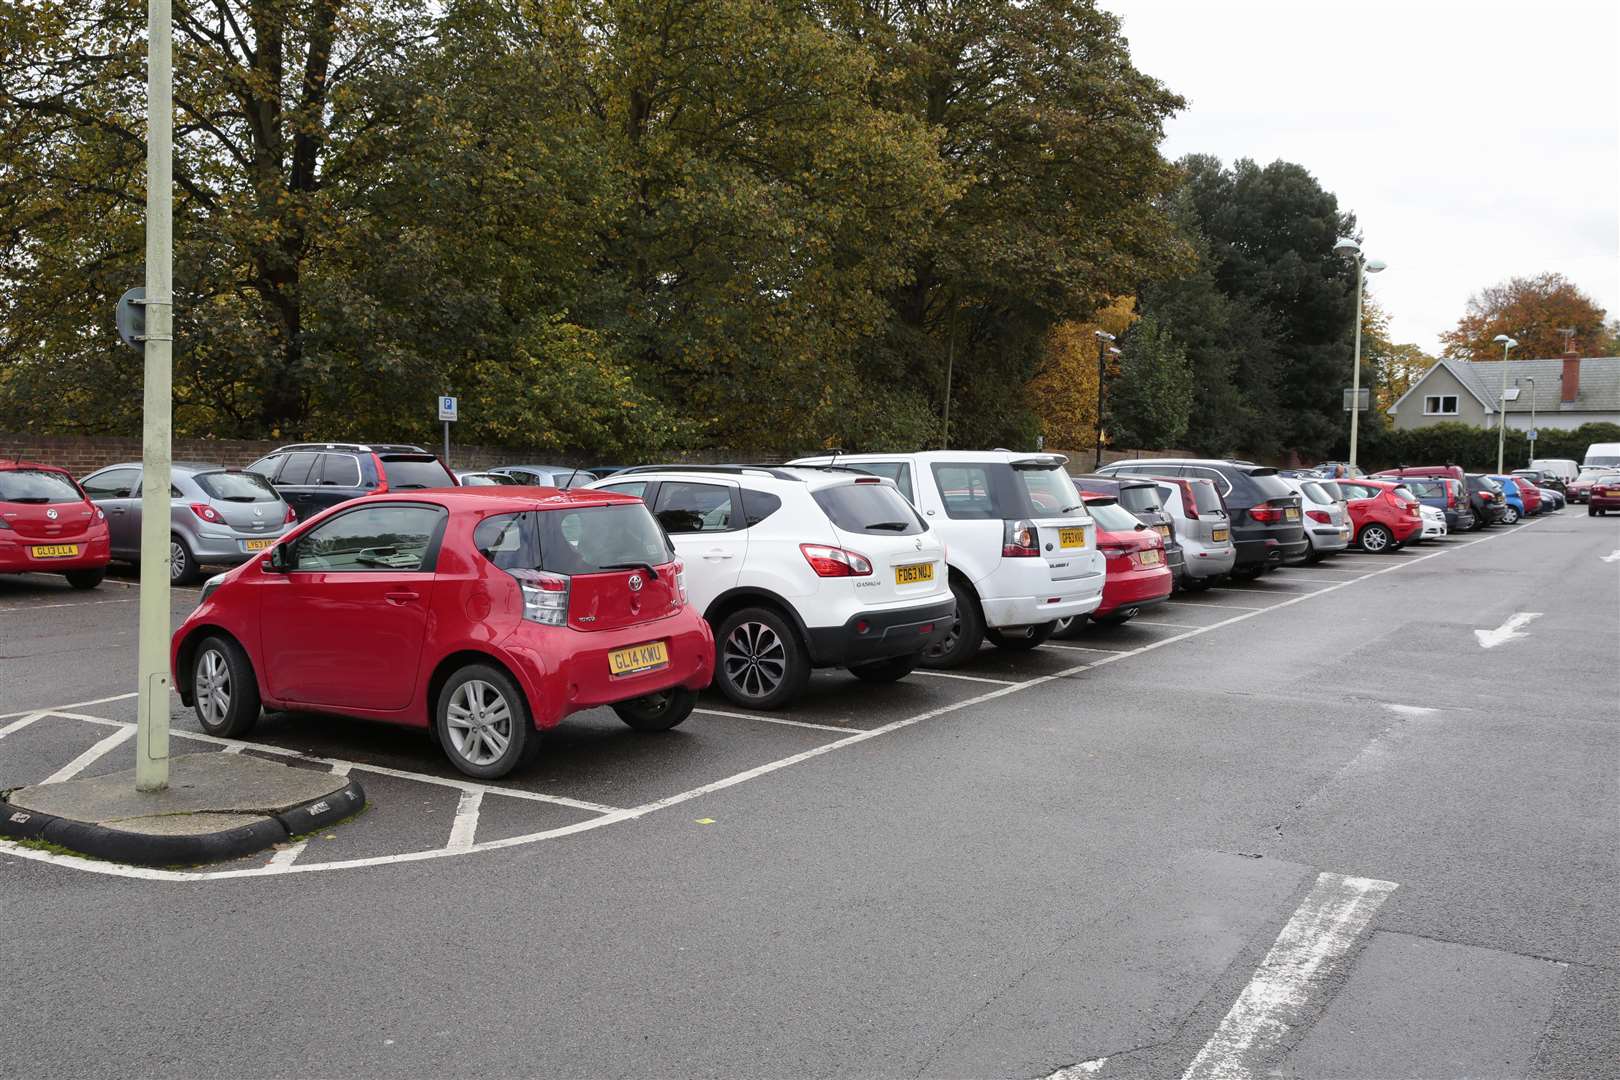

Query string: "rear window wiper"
[[864, 521, 911, 531], [599, 561, 659, 580], [8, 497, 51, 503]]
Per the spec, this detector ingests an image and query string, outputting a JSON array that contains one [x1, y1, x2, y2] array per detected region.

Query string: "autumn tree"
[[1440, 272, 1610, 361], [1027, 296, 1136, 451]]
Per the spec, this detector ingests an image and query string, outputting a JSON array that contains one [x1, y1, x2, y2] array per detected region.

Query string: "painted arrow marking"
[[1475, 612, 1542, 649], [1602, 549, 1620, 564]]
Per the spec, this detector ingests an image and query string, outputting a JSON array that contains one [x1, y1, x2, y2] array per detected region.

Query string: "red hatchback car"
[[1082, 494, 1172, 625], [1335, 478, 1423, 553], [172, 487, 715, 778], [1508, 475, 1542, 515], [0, 461, 111, 588], [1588, 473, 1620, 516]]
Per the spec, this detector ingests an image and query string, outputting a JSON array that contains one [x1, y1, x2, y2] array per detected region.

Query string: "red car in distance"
[[1588, 473, 1620, 516], [172, 487, 715, 778], [1508, 475, 1542, 515], [1082, 493, 1172, 626], [0, 461, 111, 589], [1335, 478, 1423, 553]]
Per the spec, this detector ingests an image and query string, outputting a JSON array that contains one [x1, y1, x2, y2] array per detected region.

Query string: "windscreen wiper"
[[865, 521, 911, 531], [601, 561, 659, 580]]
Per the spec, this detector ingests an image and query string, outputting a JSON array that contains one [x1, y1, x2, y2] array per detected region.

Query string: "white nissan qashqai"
[[787, 451, 1106, 667], [587, 466, 955, 709]]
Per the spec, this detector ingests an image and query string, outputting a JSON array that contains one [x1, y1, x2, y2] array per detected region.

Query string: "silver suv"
[[79, 462, 295, 584]]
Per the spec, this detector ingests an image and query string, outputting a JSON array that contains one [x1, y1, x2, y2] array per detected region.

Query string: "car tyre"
[[435, 663, 539, 779], [985, 622, 1056, 651], [191, 634, 260, 738], [715, 606, 811, 710], [919, 579, 985, 669], [1501, 506, 1520, 524], [1589, 506, 1597, 517], [170, 533, 201, 585], [1358, 524, 1393, 552], [65, 569, 104, 590], [848, 654, 919, 684], [613, 686, 698, 731]]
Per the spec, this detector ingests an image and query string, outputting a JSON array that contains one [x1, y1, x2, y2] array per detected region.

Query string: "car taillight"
[[369, 453, 389, 494], [1098, 543, 1129, 559], [800, 543, 873, 577], [1480, 492, 1494, 502], [673, 561, 688, 604], [1306, 509, 1331, 524], [189, 502, 223, 523], [511, 569, 569, 625], [1447, 488, 1457, 507], [94, 506, 105, 521], [1249, 504, 1282, 524], [284, 504, 297, 523], [1002, 519, 1039, 557]]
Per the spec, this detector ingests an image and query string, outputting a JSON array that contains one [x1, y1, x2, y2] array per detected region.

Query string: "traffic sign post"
[[1342, 387, 1370, 412], [438, 395, 458, 467]]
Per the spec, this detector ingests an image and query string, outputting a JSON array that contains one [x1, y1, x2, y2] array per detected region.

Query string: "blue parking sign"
[[438, 395, 458, 422]]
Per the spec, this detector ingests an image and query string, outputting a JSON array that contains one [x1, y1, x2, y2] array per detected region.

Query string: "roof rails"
[[617, 464, 805, 481]]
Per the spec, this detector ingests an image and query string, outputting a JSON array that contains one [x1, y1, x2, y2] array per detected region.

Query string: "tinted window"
[[599, 481, 649, 500], [1016, 465, 1086, 517], [1086, 499, 1144, 532], [277, 452, 319, 484], [1184, 466, 1231, 496], [80, 467, 139, 499], [291, 504, 445, 572], [932, 464, 1002, 519], [245, 456, 281, 479], [1316, 480, 1343, 501], [378, 455, 453, 490], [1117, 485, 1162, 513], [1189, 480, 1225, 514], [1300, 481, 1334, 504], [847, 462, 913, 501], [741, 487, 783, 526], [1245, 469, 1295, 499], [653, 482, 734, 533], [195, 471, 279, 502], [813, 482, 923, 535], [1, 469, 83, 503], [1402, 479, 1441, 498], [317, 453, 362, 487], [474, 506, 673, 574]]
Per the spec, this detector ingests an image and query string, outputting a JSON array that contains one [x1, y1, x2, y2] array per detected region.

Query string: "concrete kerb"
[[0, 752, 365, 867]]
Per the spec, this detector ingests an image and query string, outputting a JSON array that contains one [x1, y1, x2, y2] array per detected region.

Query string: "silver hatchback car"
[[78, 462, 295, 584]]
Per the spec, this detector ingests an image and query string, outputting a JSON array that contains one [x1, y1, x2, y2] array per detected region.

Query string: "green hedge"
[[1355, 421, 1620, 473]]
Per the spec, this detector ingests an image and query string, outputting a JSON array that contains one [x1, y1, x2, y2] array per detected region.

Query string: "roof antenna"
[[827, 447, 844, 467], [1557, 327, 1576, 353]]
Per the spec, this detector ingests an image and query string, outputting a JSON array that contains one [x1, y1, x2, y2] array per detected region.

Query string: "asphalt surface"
[[2, 515, 1616, 1079]]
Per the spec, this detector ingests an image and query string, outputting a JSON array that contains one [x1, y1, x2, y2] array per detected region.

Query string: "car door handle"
[[110, 507, 127, 514], [384, 591, 420, 605], [702, 549, 734, 560]]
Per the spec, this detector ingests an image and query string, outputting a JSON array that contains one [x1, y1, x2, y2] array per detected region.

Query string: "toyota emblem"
[[46, 508, 58, 520], [628, 574, 643, 592]]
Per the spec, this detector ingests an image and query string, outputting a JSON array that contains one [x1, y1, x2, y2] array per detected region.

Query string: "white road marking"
[[1256, 576, 1348, 584], [1044, 1058, 1108, 1079], [1042, 643, 1127, 654], [1382, 703, 1439, 718], [1129, 620, 1204, 630], [1602, 549, 1620, 564], [0, 517, 1546, 881], [447, 789, 483, 851], [1163, 600, 1267, 612], [1180, 872, 1399, 1080], [1475, 611, 1542, 649], [912, 670, 1019, 686], [0, 712, 47, 739], [0, 691, 137, 722], [694, 708, 854, 733], [40, 725, 135, 784], [267, 841, 308, 868], [0, 597, 138, 614], [220, 743, 244, 754]]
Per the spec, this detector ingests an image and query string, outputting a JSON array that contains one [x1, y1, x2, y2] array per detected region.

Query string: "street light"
[[1493, 334, 1517, 473], [1094, 330, 1116, 468], [1334, 238, 1385, 472], [1517, 376, 1536, 466]]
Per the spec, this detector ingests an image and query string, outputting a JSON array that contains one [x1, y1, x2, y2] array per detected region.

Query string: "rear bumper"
[[0, 532, 111, 573], [1590, 495, 1620, 510], [1095, 566, 1172, 618], [1180, 540, 1236, 579], [1307, 525, 1350, 555], [186, 524, 293, 564], [976, 555, 1106, 628], [805, 596, 957, 667], [1392, 516, 1424, 541], [1444, 508, 1477, 531], [1234, 534, 1309, 567]]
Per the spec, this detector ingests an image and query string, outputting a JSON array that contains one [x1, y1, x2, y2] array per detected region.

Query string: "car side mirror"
[[267, 544, 292, 573]]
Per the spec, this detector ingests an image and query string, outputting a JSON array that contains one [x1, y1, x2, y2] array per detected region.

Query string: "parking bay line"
[[40, 725, 135, 784], [0, 711, 48, 739], [1162, 600, 1268, 612], [0, 691, 137, 722], [694, 708, 857, 733], [1128, 620, 1205, 630], [0, 518, 1545, 881], [0, 597, 138, 614], [913, 670, 1019, 686], [1179, 872, 1399, 1080]]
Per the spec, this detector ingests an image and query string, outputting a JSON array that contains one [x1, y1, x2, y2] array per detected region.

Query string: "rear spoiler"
[[1010, 455, 1069, 469]]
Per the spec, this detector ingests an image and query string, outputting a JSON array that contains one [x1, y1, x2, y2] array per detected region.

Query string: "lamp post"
[[1333, 238, 1386, 472], [1093, 330, 1116, 469], [1494, 334, 1517, 473], [1518, 376, 1536, 466]]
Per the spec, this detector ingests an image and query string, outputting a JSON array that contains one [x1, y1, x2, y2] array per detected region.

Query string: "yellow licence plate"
[[1138, 548, 1162, 566], [894, 562, 935, 585], [31, 544, 80, 558], [1285, 507, 1301, 521], [243, 538, 276, 551], [609, 641, 669, 677], [1058, 527, 1086, 549], [1156, 524, 1171, 537], [1211, 528, 1229, 542]]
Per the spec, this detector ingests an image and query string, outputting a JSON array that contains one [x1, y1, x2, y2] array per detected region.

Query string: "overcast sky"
[[1106, 0, 1620, 357]]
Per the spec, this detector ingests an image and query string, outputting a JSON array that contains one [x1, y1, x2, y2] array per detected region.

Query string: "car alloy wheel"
[[1503, 506, 1520, 524], [195, 647, 231, 728], [1359, 524, 1392, 552], [445, 678, 513, 767], [722, 620, 788, 699]]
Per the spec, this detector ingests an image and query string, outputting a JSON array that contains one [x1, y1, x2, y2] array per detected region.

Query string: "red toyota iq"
[[1336, 478, 1423, 553], [0, 462, 111, 589], [1083, 493, 1172, 626], [172, 487, 715, 778]]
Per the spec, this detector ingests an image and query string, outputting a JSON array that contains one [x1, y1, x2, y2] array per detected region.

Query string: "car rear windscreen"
[[1245, 470, 1295, 499], [1117, 485, 1163, 514], [1316, 480, 1343, 500], [0, 469, 82, 504], [1188, 481, 1225, 514], [1086, 499, 1144, 532], [1300, 481, 1334, 504], [195, 471, 279, 502], [813, 482, 924, 535], [474, 505, 673, 574], [1401, 478, 1441, 498], [1013, 465, 1086, 518], [379, 455, 454, 489]]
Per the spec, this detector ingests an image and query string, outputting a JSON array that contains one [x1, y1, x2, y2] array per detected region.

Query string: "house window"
[[1424, 395, 1458, 415]]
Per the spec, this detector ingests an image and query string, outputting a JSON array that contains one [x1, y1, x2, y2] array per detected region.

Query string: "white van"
[[1530, 458, 1579, 484], [1582, 444, 1620, 471]]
